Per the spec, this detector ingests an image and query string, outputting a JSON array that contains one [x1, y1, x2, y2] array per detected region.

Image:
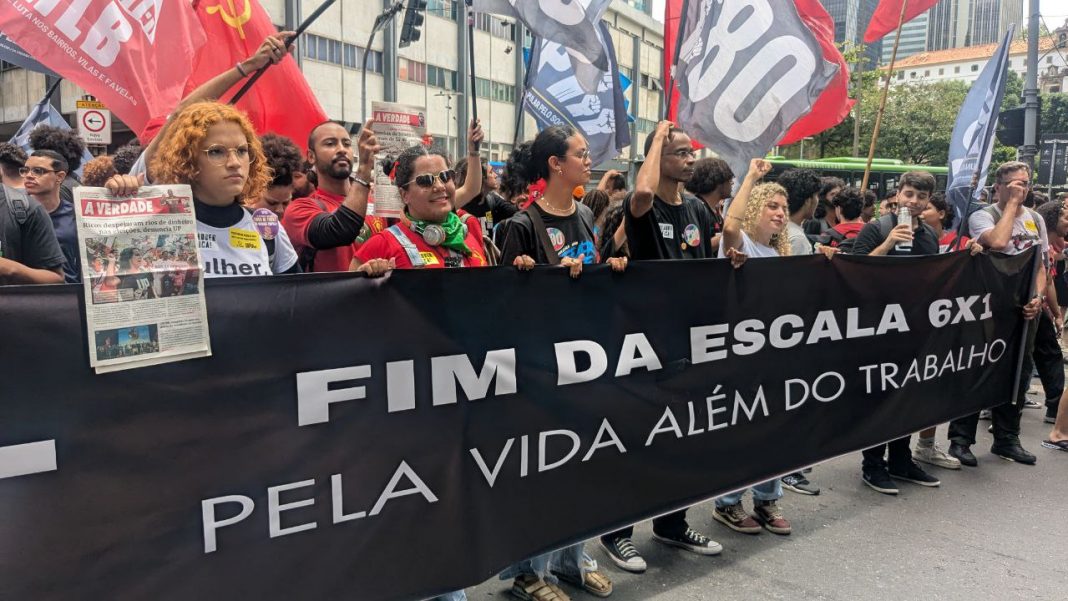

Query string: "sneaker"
[[889, 463, 941, 487], [598, 536, 647, 573], [948, 442, 978, 467], [979, 409, 992, 420], [862, 470, 899, 495], [914, 443, 962, 470], [712, 502, 762, 534], [652, 528, 723, 555], [752, 500, 791, 535], [781, 472, 820, 495], [1024, 398, 1042, 409], [1046, 406, 1058, 424], [990, 442, 1037, 465]]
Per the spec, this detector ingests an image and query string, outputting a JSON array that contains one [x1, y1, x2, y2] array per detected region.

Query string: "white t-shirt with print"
[[968, 204, 1049, 264], [719, 230, 781, 259], [198, 211, 298, 278]]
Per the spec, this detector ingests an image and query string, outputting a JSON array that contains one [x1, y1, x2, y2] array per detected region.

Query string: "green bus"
[[766, 157, 949, 198]]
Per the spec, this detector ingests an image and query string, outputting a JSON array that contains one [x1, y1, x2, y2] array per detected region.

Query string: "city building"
[[884, 27, 1066, 92], [880, 12, 928, 65], [0, 0, 665, 169], [927, 0, 1024, 52], [821, 0, 884, 67]]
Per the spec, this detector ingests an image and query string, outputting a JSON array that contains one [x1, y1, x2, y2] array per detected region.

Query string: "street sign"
[[76, 99, 111, 145]]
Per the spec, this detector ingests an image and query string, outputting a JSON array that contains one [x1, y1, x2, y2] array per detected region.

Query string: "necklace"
[[539, 198, 575, 216]]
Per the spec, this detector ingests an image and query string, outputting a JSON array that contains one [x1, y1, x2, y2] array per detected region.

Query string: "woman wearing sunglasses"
[[350, 144, 489, 272]]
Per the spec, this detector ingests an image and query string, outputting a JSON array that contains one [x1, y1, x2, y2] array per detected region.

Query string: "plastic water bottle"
[[895, 205, 913, 253]]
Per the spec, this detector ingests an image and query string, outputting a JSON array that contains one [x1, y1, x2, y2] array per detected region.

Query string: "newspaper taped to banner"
[[371, 101, 428, 219], [74, 186, 212, 374]]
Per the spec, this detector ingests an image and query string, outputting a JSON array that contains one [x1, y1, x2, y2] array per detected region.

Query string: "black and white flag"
[[524, 22, 630, 167], [674, 0, 839, 180], [472, 0, 612, 70]]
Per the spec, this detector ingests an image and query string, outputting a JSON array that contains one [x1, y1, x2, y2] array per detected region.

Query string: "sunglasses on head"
[[404, 170, 455, 188]]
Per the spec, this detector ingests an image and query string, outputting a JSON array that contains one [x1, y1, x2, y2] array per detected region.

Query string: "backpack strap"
[[4, 185, 31, 225], [523, 204, 561, 265], [386, 224, 425, 267]]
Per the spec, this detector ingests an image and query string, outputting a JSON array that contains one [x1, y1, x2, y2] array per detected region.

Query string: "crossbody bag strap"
[[386, 225, 425, 267], [523, 205, 561, 265]]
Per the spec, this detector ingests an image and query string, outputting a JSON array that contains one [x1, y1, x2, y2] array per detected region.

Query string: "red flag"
[[780, 0, 854, 144], [188, 0, 327, 148], [0, 0, 206, 140], [663, 0, 704, 149], [863, 0, 939, 44]]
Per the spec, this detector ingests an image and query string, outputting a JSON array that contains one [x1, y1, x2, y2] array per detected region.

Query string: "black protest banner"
[[0, 251, 1033, 600]]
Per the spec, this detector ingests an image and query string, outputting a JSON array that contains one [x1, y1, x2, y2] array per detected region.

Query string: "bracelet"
[[235, 62, 249, 77], [468, 152, 480, 157], [351, 175, 371, 189]]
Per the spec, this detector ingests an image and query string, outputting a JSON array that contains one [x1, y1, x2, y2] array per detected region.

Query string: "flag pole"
[[663, 0, 690, 121], [228, 0, 339, 105], [466, 0, 480, 153], [41, 77, 62, 104], [860, 0, 909, 192]]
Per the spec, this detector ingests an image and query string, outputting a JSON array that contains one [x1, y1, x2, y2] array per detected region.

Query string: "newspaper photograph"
[[74, 185, 211, 373], [371, 101, 428, 219]]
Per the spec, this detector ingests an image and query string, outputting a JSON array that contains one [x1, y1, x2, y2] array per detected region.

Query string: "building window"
[[1048, 56, 1054, 64], [427, 65, 457, 90], [924, 70, 930, 77], [897, 71, 904, 80], [938, 68, 944, 75], [427, 0, 458, 21], [971, 64, 978, 72], [399, 58, 427, 83], [475, 13, 514, 40], [475, 77, 492, 98], [910, 71, 916, 78], [954, 66, 960, 73]]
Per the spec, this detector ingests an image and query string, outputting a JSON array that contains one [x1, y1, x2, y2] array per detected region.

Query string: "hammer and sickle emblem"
[[207, 0, 253, 39]]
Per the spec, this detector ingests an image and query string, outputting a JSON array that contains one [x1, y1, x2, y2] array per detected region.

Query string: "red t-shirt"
[[355, 215, 488, 269], [281, 188, 387, 272], [829, 222, 864, 247]]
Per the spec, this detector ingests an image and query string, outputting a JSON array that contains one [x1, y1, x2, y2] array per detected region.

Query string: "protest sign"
[[0, 250, 1034, 599], [74, 185, 211, 373], [370, 101, 428, 219]]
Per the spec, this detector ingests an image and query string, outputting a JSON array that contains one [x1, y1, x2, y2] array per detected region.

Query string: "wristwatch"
[[351, 174, 371, 188]]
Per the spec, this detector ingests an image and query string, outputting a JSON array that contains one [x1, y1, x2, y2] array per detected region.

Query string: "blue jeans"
[[715, 478, 782, 507], [499, 542, 595, 583]]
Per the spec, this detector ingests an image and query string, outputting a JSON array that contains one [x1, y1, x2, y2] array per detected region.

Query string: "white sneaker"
[[913, 443, 962, 470]]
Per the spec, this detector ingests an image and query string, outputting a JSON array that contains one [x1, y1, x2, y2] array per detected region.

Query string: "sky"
[[648, 1, 1066, 28]]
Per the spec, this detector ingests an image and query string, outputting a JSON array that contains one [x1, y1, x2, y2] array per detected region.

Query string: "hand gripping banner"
[[0, 251, 1034, 600]]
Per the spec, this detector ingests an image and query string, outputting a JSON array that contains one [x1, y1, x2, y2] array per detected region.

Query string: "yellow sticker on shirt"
[[1025, 220, 1038, 233], [230, 228, 262, 250], [419, 251, 440, 265]]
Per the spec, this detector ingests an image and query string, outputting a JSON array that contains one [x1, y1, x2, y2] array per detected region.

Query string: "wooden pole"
[[861, 0, 909, 192]]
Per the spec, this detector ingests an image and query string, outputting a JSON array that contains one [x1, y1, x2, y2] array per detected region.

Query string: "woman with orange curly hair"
[[108, 101, 301, 277]]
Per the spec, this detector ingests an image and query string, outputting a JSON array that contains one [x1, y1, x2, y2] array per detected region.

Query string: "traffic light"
[[399, 0, 427, 48], [996, 107, 1026, 147]]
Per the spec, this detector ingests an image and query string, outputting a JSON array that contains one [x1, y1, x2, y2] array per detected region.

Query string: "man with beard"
[[282, 121, 373, 272], [599, 121, 721, 575]]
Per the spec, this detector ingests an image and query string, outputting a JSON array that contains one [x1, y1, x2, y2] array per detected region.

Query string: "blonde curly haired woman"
[[719, 159, 791, 264], [712, 158, 794, 536]]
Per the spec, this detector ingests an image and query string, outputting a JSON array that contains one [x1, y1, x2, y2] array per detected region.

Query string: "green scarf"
[[407, 211, 473, 256]]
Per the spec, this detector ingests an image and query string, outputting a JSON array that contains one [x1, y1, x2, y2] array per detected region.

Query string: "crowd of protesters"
[[3, 33, 1068, 601]]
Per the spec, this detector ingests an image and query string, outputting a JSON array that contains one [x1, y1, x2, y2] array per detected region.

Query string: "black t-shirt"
[[116, 271, 156, 301], [461, 191, 517, 236], [624, 191, 715, 260], [0, 189, 65, 272], [853, 214, 939, 256], [498, 203, 598, 265]]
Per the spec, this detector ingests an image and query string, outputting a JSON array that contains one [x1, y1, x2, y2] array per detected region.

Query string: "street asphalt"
[[464, 381, 1067, 601]]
